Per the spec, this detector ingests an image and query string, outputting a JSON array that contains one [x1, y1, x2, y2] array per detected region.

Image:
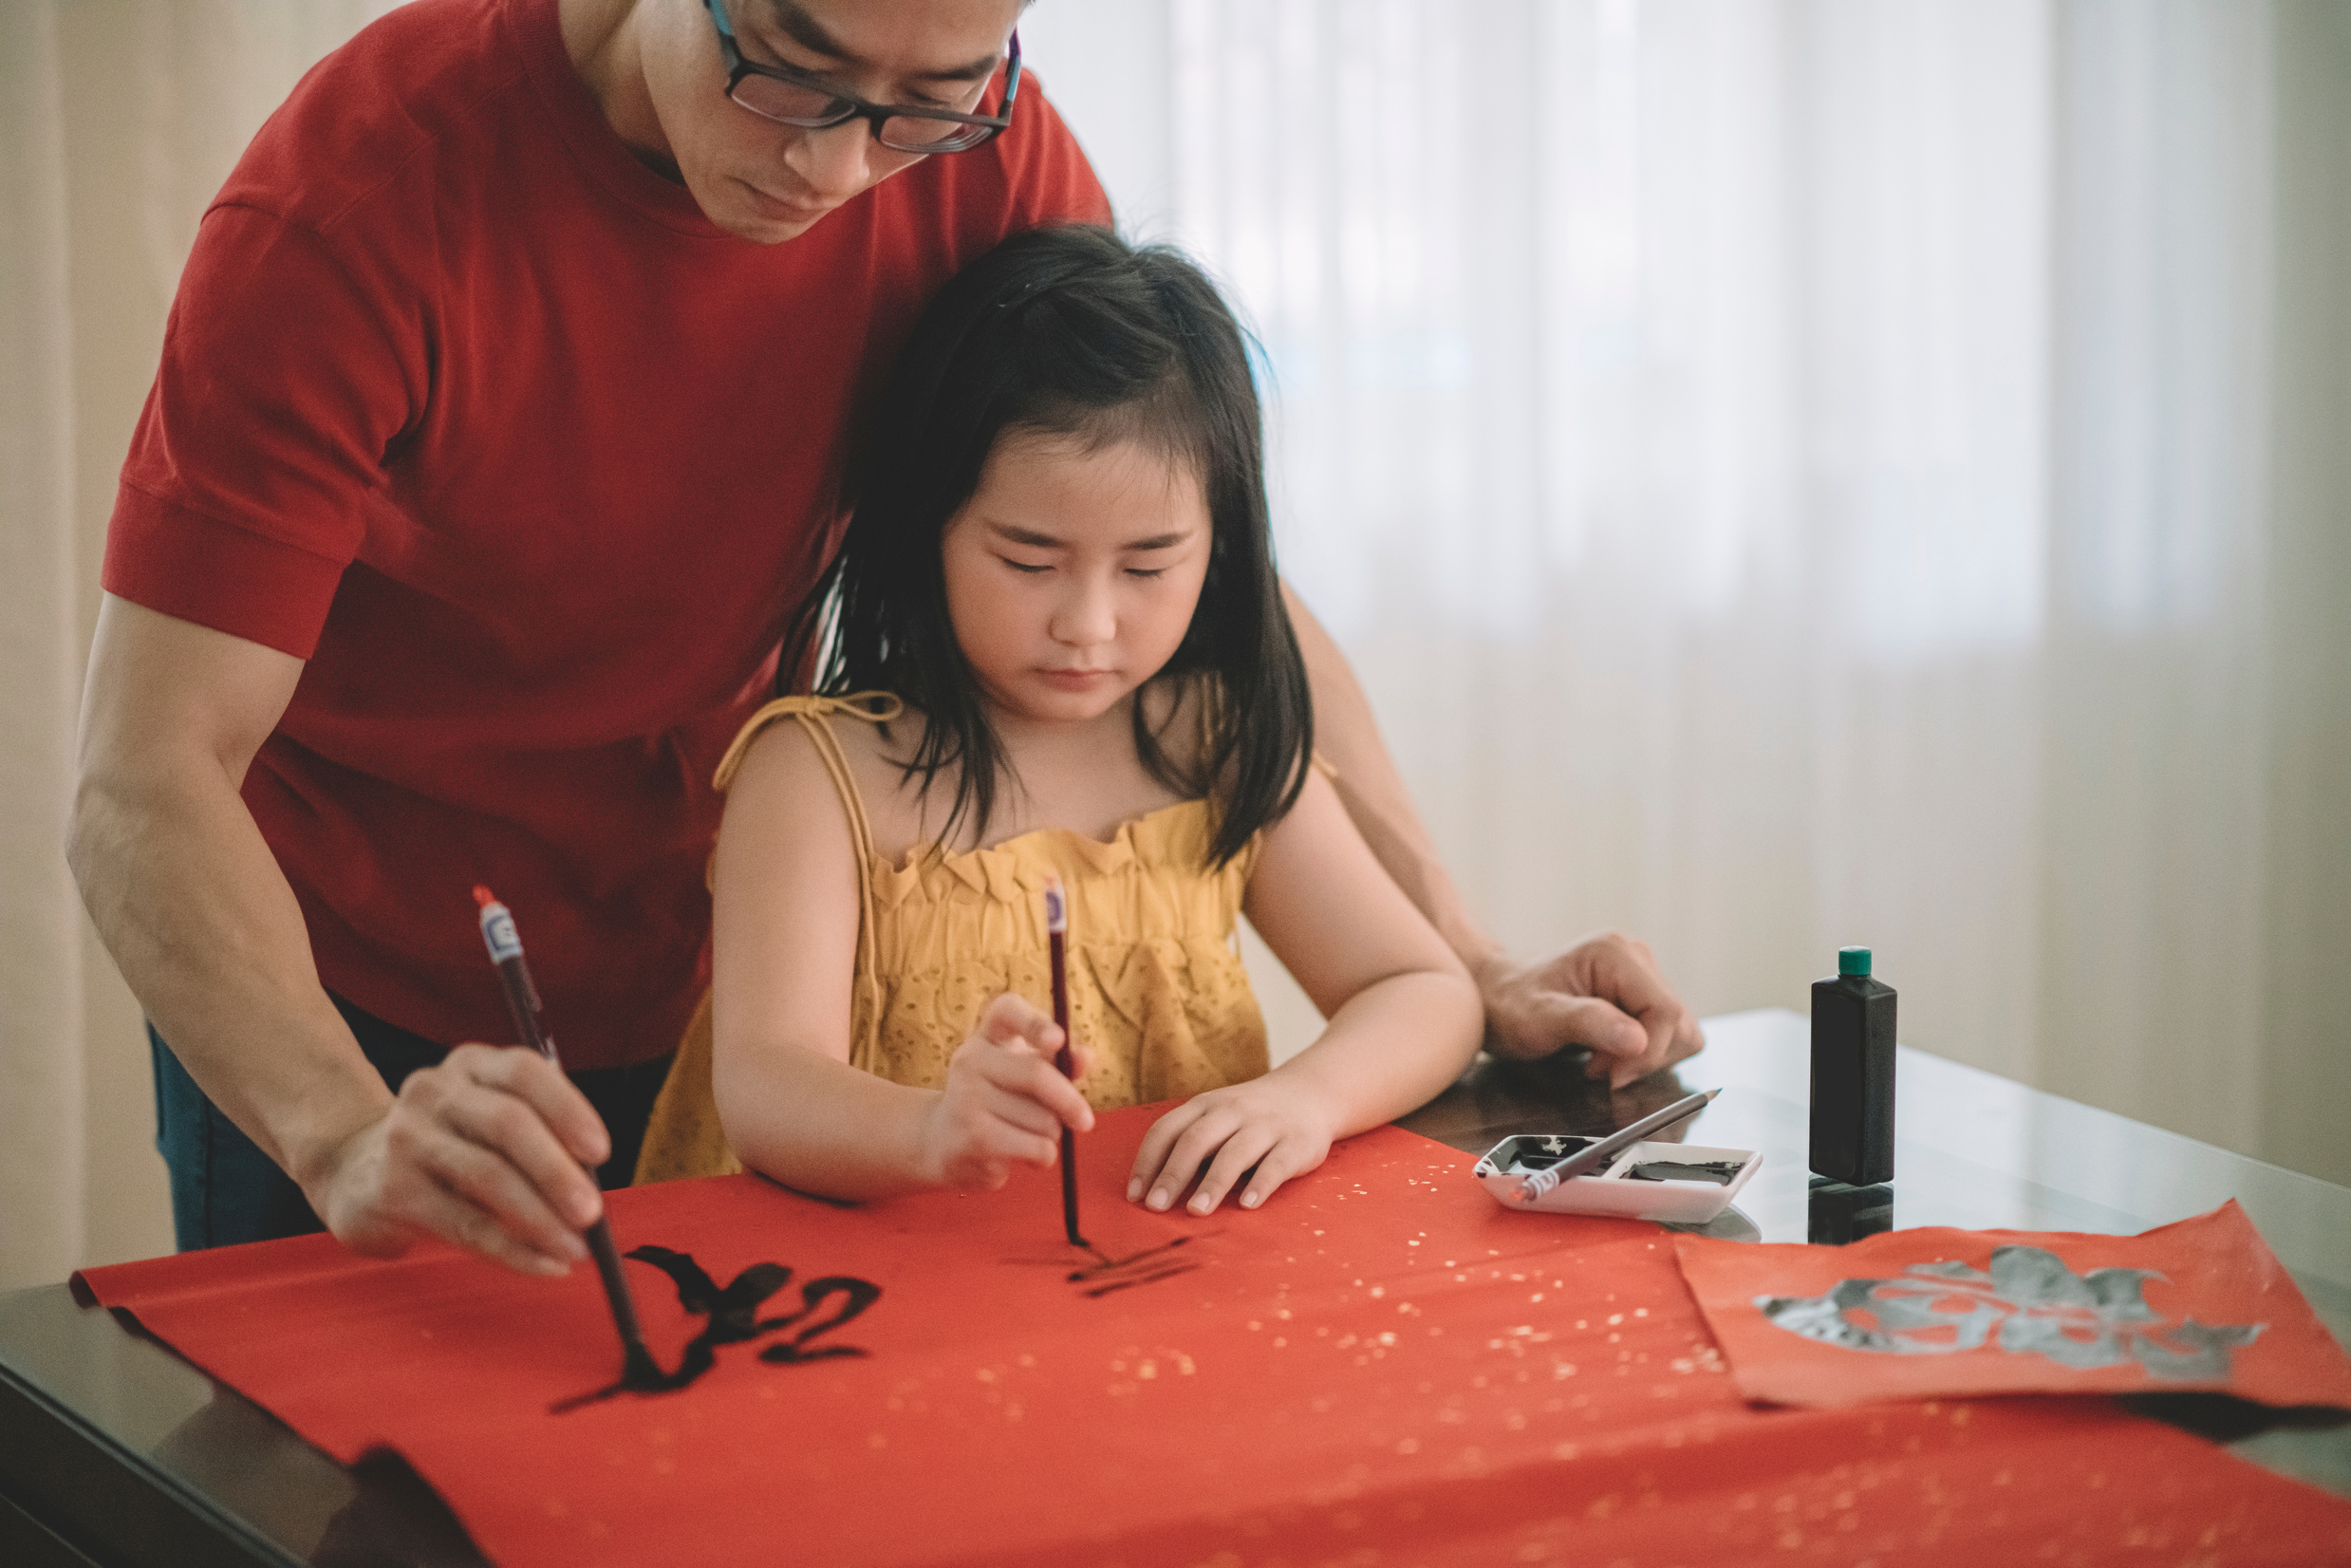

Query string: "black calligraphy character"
[[757, 1278, 884, 1364], [550, 1246, 882, 1412]]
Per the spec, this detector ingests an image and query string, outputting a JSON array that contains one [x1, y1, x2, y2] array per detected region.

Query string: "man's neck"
[[558, 0, 681, 181]]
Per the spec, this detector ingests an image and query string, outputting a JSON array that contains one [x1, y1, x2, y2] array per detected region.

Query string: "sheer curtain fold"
[[2, 0, 401, 1289], [2, 0, 90, 1289], [1035, 0, 2347, 1182]]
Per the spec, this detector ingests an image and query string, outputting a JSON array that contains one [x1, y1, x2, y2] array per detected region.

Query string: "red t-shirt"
[[103, 0, 1110, 1068]]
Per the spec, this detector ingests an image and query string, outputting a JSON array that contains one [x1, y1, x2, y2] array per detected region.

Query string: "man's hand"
[[303, 1044, 612, 1277], [1475, 932, 1705, 1087], [919, 994, 1095, 1191]]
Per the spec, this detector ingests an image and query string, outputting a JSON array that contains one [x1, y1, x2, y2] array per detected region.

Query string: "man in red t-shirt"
[[73, 0, 1703, 1277]]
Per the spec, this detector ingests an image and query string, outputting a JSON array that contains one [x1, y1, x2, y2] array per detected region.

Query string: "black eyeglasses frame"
[[702, 0, 1020, 155]]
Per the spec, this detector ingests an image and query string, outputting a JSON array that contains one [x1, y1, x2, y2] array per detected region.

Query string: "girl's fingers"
[[932, 1002, 1096, 1191], [971, 1119, 1060, 1171], [965, 994, 1092, 1131], [1183, 1124, 1282, 1216], [1128, 1101, 1206, 1202], [1236, 1137, 1326, 1211], [932, 1093, 1060, 1189], [977, 991, 1061, 1055], [1138, 1106, 1243, 1212], [969, 1075, 1062, 1140], [988, 1052, 1093, 1133]]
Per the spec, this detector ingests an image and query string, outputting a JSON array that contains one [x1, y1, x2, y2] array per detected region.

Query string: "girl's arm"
[[1127, 767, 1483, 1215], [709, 720, 1093, 1202]]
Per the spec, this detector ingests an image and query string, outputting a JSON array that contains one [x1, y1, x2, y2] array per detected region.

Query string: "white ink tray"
[[1472, 1136, 1763, 1223]]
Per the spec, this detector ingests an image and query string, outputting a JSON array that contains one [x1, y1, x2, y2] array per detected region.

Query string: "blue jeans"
[[150, 994, 673, 1252]]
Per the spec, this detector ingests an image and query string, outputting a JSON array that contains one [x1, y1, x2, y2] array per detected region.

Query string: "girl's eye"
[[999, 556, 1051, 575], [1125, 567, 1169, 580]]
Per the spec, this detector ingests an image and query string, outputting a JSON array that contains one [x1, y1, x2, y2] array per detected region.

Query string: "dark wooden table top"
[[5, 1009, 2344, 1567]]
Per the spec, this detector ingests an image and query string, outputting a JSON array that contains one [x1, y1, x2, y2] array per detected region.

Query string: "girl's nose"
[[1050, 577, 1117, 648], [787, 121, 873, 205]]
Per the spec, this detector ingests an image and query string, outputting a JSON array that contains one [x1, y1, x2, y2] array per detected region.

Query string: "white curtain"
[[1027, 0, 2351, 1185], [1, 1, 402, 1290]]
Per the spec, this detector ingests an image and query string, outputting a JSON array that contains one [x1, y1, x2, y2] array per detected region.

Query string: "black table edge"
[[0, 1338, 308, 1568]]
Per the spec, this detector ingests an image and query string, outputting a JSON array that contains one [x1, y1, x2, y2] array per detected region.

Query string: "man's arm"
[[1281, 585, 1705, 1087], [69, 593, 609, 1272]]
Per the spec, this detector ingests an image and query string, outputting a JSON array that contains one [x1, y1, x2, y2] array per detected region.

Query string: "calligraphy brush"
[[1513, 1087, 1723, 1204], [473, 887, 662, 1387], [1044, 875, 1088, 1248]]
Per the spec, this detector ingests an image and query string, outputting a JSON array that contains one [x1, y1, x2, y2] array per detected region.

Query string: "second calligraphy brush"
[[1513, 1087, 1723, 1204], [1044, 875, 1088, 1248], [473, 886, 662, 1387]]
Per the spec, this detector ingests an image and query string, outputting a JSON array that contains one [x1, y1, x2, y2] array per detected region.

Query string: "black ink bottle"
[[1809, 945, 1895, 1185]]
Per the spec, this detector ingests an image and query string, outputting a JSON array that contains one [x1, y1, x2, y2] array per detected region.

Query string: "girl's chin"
[[981, 681, 1136, 728]]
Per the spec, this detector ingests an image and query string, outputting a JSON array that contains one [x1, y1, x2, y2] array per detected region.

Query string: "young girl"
[[636, 225, 1481, 1216]]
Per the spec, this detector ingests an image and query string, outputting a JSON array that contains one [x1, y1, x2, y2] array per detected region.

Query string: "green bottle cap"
[[1838, 946, 1872, 977]]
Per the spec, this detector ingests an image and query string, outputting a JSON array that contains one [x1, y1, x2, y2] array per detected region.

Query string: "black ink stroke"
[[995, 1234, 1214, 1299], [757, 1278, 883, 1365], [550, 1246, 880, 1412], [1066, 1236, 1203, 1297], [1081, 1264, 1200, 1298]]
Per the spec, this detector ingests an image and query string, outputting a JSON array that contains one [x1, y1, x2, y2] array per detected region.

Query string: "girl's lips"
[[1038, 668, 1114, 689]]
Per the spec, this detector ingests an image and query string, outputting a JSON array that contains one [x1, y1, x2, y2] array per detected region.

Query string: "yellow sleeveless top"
[[634, 694, 1271, 1184]]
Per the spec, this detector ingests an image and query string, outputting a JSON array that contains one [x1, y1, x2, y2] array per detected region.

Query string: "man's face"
[[641, 0, 1022, 244]]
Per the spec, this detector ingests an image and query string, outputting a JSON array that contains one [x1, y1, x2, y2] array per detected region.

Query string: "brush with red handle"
[[474, 886, 660, 1386]]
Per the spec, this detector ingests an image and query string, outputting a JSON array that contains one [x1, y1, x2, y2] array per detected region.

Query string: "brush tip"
[[473, 885, 497, 909]]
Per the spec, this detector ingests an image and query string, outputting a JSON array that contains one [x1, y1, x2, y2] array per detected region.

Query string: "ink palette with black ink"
[[1470, 1135, 1763, 1223]]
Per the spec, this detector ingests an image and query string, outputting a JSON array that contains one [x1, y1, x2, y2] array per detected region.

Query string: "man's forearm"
[[69, 756, 390, 1192], [1282, 585, 1504, 980], [71, 595, 609, 1270]]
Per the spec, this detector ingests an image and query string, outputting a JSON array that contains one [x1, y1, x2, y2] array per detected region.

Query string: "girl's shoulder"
[[806, 697, 959, 866], [717, 694, 932, 857], [718, 694, 905, 792]]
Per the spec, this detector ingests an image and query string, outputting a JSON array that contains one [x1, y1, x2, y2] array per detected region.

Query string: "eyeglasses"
[[702, 0, 1019, 155]]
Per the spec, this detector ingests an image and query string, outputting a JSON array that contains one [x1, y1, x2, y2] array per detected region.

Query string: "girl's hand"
[[1127, 1077, 1337, 1215], [921, 993, 1095, 1191]]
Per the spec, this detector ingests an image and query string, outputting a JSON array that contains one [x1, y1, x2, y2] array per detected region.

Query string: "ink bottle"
[[1809, 945, 1895, 1185]]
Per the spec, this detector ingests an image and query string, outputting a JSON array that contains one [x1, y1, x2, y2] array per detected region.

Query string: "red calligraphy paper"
[[78, 1113, 2351, 1566], [1675, 1201, 2351, 1410]]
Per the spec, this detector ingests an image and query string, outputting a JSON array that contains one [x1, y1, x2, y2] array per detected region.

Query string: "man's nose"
[[788, 120, 874, 203]]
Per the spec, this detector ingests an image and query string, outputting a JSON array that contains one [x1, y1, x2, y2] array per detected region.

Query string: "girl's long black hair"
[[784, 224, 1312, 868]]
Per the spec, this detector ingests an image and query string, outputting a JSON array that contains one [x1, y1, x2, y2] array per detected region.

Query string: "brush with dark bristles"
[[473, 886, 661, 1387], [1044, 876, 1087, 1248]]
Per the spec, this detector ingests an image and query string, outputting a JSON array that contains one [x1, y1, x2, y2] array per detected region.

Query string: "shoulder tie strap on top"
[[711, 692, 902, 1074]]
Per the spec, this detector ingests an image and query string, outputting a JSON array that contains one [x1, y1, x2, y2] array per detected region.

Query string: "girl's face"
[[941, 428, 1212, 728]]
